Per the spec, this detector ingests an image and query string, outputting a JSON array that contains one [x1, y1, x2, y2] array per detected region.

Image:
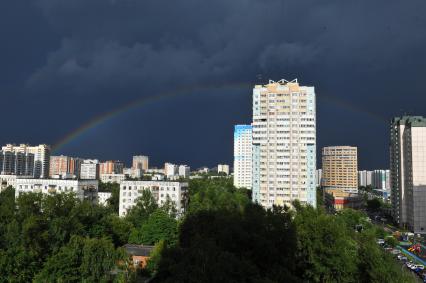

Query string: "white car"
[[391, 249, 401, 255], [412, 264, 424, 270]]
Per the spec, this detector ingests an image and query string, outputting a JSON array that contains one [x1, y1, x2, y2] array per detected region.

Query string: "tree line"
[[0, 178, 415, 282]]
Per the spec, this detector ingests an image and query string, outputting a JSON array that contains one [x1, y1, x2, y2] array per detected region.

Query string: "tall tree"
[[129, 210, 178, 246]]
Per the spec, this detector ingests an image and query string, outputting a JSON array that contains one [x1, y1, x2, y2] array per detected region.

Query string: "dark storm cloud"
[[2, 0, 426, 167]]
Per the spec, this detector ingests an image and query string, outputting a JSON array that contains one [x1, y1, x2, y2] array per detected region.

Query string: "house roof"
[[123, 244, 155, 257]]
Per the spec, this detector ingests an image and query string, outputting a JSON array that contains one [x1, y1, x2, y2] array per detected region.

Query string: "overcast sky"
[[1, 0, 426, 169]]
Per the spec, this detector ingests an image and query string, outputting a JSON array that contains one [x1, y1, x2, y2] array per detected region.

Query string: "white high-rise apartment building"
[[233, 125, 252, 189], [391, 116, 426, 233], [252, 79, 316, 208], [1, 144, 50, 178]]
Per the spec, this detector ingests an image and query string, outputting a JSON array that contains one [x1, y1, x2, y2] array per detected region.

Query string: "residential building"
[[146, 168, 165, 174], [100, 173, 125, 184], [119, 181, 188, 217], [217, 164, 230, 175], [124, 167, 143, 179], [178, 165, 190, 178], [132, 155, 149, 172], [390, 116, 426, 233], [252, 79, 316, 208], [324, 189, 364, 212], [0, 144, 50, 178], [321, 146, 358, 193], [15, 178, 98, 202], [100, 160, 124, 175], [0, 151, 34, 176], [80, 159, 99, 180], [164, 163, 178, 178], [124, 244, 155, 269], [98, 192, 112, 206], [372, 169, 391, 191], [358, 170, 373, 187], [233, 124, 253, 189], [0, 175, 17, 190], [315, 169, 322, 187], [197, 167, 209, 174], [49, 155, 83, 178]]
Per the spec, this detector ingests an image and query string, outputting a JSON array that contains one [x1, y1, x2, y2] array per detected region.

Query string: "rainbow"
[[52, 82, 252, 153], [52, 81, 387, 154]]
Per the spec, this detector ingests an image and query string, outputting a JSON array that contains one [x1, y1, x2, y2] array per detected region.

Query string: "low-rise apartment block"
[[15, 178, 98, 202], [98, 192, 112, 206], [119, 181, 188, 217], [100, 173, 125, 184]]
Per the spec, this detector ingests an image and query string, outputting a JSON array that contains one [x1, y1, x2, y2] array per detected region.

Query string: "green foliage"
[[367, 198, 383, 211], [129, 210, 177, 246], [385, 236, 399, 247], [153, 202, 416, 283], [316, 186, 324, 207], [357, 230, 413, 282], [34, 235, 126, 282], [107, 185, 121, 214], [153, 204, 298, 283], [0, 180, 416, 283], [145, 240, 167, 275], [98, 181, 120, 192], [0, 190, 133, 282], [188, 178, 250, 213], [126, 190, 158, 227], [294, 206, 359, 282]]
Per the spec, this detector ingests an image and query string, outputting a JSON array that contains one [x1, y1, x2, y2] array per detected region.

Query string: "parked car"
[[391, 249, 401, 255], [397, 255, 408, 261], [413, 264, 425, 271], [377, 239, 385, 245]]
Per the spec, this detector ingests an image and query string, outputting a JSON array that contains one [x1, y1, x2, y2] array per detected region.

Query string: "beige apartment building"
[[252, 79, 316, 208], [132, 155, 149, 171], [321, 146, 358, 193]]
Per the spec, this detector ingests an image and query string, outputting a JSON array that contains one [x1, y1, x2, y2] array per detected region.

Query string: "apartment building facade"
[[391, 116, 426, 233], [119, 181, 188, 217], [252, 79, 316, 208], [1, 144, 50, 178], [321, 146, 358, 193], [234, 125, 253, 189], [15, 178, 98, 202]]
